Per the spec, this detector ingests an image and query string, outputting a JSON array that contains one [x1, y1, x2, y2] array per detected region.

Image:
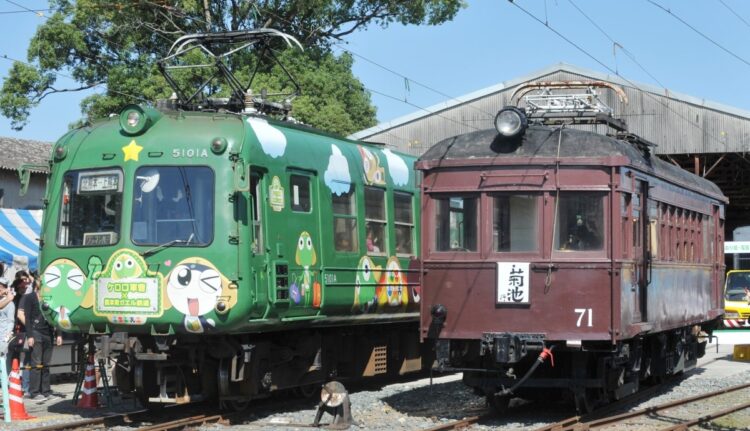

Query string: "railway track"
[[21, 406, 232, 431], [423, 380, 750, 431], [535, 381, 750, 431]]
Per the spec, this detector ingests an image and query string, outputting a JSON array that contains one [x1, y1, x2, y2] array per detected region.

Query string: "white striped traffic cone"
[[76, 354, 98, 409], [9, 358, 33, 420]]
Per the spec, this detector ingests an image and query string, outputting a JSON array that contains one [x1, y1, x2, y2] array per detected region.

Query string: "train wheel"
[[487, 394, 510, 415], [573, 389, 596, 414], [293, 384, 319, 399], [221, 399, 251, 411], [134, 362, 164, 410]]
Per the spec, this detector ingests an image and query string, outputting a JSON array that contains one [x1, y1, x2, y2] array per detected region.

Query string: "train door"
[[249, 171, 267, 301], [633, 179, 649, 322], [287, 171, 322, 312]]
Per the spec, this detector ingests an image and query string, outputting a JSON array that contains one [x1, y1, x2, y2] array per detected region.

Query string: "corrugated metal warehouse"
[[351, 63, 750, 233]]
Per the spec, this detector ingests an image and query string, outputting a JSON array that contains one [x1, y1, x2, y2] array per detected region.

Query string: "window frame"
[[551, 191, 607, 257], [364, 186, 387, 255], [332, 186, 359, 253], [130, 165, 215, 247], [431, 193, 480, 255], [56, 167, 124, 248], [393, 191, 415, 257], [289, 174, 312, 213], [490, 192, 541, 254]]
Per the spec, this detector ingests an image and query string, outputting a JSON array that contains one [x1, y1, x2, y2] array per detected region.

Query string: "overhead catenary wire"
[[508, 0, 730, 152], [566, 0, 667, 89], [647, 0, 750, 69], [147, 1, 490, 135], [717, 0, 750, 29]]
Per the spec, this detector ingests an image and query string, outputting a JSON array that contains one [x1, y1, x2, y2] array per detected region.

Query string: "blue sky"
[[2, 0, 750, 142]]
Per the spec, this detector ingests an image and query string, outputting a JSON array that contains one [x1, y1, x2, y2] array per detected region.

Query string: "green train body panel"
[[39, 110, 421, 336]]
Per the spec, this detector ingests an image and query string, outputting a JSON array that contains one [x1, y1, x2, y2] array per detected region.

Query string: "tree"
[[1, 0, 464, 136]]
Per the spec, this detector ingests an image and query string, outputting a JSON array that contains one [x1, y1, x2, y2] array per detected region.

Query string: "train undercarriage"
[[436, 322, 717, 414], [101, 322, 425, 409]]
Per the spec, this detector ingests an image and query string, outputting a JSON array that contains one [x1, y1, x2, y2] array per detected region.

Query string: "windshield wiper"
[[141, 233, 195, 257]]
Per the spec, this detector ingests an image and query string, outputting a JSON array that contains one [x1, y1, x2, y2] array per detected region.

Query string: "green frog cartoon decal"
[[295, 231, 318, 307], [41, 258, 96, 329]]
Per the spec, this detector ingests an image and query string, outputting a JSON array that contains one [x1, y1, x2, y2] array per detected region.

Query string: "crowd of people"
[[0, 266, 64, 403]]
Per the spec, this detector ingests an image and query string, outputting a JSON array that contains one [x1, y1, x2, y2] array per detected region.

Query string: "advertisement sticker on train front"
[[95, 278, 161, 315]]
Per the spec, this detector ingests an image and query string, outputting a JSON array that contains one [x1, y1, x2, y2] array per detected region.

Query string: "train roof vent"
[[157, 29, 303, 118], [510, 81, 628, 132]]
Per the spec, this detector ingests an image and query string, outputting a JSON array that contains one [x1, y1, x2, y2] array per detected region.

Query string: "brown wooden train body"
[[416, 124, 727, 411]]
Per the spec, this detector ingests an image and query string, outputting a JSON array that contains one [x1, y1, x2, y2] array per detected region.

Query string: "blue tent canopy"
[[0, 209, 42, 272]]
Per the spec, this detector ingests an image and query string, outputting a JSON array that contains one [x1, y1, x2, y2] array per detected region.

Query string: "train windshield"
[[57, 169, 123, 247], [131, 166, 214, 246]]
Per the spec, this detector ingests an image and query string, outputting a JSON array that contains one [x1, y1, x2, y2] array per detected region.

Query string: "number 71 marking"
[[575, 308, 593, 327]]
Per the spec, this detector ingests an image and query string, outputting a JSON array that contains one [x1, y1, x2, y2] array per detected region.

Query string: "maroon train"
[[416, 107, 727, 412]]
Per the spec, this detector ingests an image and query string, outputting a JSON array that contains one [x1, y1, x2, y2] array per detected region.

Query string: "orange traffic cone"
[[9, 358, 34, 420], [76, 354, 98, 409]]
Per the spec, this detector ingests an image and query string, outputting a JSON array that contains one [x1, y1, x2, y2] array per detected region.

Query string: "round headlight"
[[119, 105, 162, 136], [126, 111, 141, 128], [494, 106, 528, 138], [211, 137, 228, 154], [54, 145, 67, 161]]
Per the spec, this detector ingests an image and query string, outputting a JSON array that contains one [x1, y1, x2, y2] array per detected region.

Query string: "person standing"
[[0, 277, 15, 372], [21, 280, 63, 402], [13, 273, 32, 396]]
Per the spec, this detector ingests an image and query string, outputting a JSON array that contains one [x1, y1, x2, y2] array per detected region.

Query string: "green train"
[[32, 30, 423, 407]]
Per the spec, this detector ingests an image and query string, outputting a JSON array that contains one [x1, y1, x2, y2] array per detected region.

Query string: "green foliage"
[[0, 0, 464, 135]]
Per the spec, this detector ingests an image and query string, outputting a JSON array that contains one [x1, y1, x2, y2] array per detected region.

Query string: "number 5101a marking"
[[575, 308, 593, 327]]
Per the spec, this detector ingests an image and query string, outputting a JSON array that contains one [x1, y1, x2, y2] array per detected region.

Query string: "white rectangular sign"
[[497, 262, 530, 304], [95, 277, 160, 315], [725, 241, 750, 254]]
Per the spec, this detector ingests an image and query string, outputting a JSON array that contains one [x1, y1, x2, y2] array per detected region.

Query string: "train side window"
[[555, 193, 604, 251], [290, 175, 311, 212], [365, 187, 386, 254], [394, 192, 414, 255], [621, 193, 631, 258], [250, 173, 263, 254], [332, 188, 358, 252], [493, 194, 538, 252], [434, 196, 478, 252]]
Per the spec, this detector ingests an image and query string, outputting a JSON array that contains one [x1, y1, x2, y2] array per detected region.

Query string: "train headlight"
[[211, 137, 228, 154], [53, 145, 67, 161], [119, 104, 162, 136], [494, 106, 528, 139]]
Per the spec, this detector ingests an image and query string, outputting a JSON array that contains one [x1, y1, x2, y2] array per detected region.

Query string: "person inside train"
[[366, 226, 380, 253], [565, 214, 600, 250]]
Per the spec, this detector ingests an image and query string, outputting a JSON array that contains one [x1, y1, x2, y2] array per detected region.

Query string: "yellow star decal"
[[122, 140, 143, 162]]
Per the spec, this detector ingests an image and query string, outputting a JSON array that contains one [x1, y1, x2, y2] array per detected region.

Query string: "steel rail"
[[657, 399, 750, 431], [22, 409, 149, 431], [135, 413, 227, 431]]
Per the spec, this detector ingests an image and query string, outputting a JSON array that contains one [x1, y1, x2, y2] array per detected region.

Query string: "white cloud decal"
[[247, 117, 287, 158], [324, 144, 351, 196], [383, 149, 410, 186]]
